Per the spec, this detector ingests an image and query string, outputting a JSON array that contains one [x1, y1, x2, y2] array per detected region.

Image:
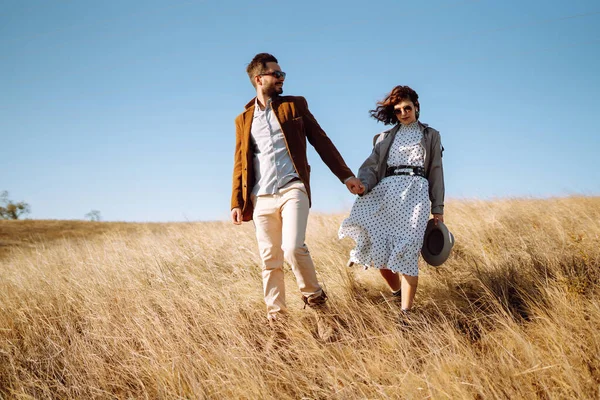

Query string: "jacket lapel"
[[242, 99, 255, 162], [418, 121, 429, 148], [378, 124, 401, 161], [271, 98, 290, 141], [243, 108, 253, 144]]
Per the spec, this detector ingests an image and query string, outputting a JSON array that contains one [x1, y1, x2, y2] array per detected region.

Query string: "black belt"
[[385, 165, 426, 178]]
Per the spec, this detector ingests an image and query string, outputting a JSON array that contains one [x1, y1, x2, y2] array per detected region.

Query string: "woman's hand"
[[433, 214, 444, 225]]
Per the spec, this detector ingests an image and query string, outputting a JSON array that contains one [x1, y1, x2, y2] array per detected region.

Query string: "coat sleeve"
[[230, 116, 244, 211], [357, 140, 382, 195], [428, 130, 445, 215], [298, 97, 355, 182]]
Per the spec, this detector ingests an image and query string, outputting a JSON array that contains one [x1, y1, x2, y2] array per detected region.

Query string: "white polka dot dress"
[[339, 122, 430, 276]]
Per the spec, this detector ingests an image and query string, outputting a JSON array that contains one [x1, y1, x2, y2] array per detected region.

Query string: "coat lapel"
[[242, 100, 255, 163], [271, 97, 291, 142], [243, 108, 253, 144], [379, 124, 401, 160]]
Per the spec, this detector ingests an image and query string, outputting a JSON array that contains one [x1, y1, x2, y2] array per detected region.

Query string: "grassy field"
[[1, 196, 599, 399]]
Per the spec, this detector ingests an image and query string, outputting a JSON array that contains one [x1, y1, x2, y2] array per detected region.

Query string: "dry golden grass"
[[0, 220, 165, 260], [1, 196, 599, 399]]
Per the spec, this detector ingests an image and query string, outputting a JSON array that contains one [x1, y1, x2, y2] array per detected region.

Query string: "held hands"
[[433, 213, 444, 225], [231, 208, 242, 225], [233, 178, 366, 224], [345, 177, 365, 195]]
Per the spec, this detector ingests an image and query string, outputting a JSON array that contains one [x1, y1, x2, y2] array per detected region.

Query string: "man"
[[230, 53, 362, 330]]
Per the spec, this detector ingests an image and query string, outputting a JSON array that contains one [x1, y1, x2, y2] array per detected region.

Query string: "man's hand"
[[231, 208, 242, 225], [433, 214, 444, 225], [345, 177, 365, 195]]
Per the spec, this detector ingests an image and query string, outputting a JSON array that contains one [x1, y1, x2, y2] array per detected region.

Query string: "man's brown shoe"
[[302, 290, 328, 309]]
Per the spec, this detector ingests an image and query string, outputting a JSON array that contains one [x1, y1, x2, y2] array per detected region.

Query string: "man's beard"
[[265, 84, 283, 97]]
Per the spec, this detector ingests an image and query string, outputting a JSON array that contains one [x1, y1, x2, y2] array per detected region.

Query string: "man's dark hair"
[[246, 53, 278, 88]]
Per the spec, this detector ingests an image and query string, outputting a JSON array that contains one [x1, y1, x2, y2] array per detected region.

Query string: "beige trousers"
[[252, 181, 323, 320]]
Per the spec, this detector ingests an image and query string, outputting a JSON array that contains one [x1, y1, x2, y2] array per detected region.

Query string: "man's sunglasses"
[[393, 105, 413, 114], [259, 71, 286, 79]]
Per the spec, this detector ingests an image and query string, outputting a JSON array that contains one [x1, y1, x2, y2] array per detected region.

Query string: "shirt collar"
[[254, 97, 272, 111]]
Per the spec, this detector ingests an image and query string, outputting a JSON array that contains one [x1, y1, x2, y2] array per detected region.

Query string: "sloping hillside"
[[1, 197, 599, 399], [0, 220, 169, 259]]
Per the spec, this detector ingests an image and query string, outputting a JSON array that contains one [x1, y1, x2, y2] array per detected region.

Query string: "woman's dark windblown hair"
[[369, 85, 420, 125]]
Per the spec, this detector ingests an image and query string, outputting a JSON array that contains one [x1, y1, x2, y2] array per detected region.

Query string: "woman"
[[339, 85, 445, 314]]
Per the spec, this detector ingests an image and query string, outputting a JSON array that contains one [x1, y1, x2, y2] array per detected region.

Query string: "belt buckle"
[[394, 167, 412, 175]]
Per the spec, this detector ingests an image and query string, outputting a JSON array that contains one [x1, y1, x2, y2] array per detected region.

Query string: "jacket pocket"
[[292, 116, 305, 134]]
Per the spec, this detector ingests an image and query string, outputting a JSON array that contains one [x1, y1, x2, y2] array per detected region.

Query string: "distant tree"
[[0, 191, 31, 220], [85, 210, 102, 222]]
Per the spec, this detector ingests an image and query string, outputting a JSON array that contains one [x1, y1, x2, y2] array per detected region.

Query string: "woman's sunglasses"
[[259, 71, 286, 79], [393, 106, 413, 114]]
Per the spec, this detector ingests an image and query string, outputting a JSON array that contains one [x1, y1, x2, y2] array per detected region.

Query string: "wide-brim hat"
[[421, 219, 454, 266]]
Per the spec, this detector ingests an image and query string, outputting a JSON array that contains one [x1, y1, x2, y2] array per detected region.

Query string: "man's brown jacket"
[[231, 95, 354, 221]]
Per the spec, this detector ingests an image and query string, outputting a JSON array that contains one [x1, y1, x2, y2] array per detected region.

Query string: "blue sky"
[[1, 0, 599, 222]]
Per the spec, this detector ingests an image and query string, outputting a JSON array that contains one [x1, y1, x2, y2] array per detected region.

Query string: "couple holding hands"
[[230, 53, 445, 329]]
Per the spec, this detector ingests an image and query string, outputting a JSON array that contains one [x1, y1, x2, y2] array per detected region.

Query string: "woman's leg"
[[401, 274, 418, 310], [379, 269, 401, 292]]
